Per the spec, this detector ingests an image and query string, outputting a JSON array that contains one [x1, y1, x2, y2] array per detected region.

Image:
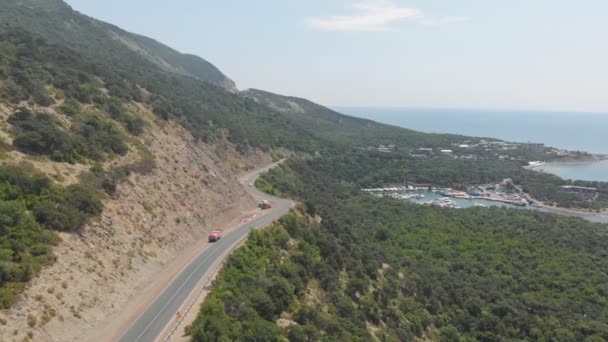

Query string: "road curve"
[[117, 166, 292, 342]]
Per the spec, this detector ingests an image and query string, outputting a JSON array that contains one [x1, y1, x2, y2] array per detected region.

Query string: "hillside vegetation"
[[0, 165, 101, 308], [244, 90, 608, 209], [0, 2, 322, 153], [190, 160, 608, 341], [4, 0, 602, 208], [0, 0, 235, 91], [0, 27, 146, 306], [242, 89, 470, 149], [1, 2, 608, 341], [0, 0, 328, 313]]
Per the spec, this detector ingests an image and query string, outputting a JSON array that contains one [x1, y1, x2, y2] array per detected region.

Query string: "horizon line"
[[330, 105, 608, 115]]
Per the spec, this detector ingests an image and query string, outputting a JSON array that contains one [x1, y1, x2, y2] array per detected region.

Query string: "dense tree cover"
[[260, 149, 608, 209], [8, 109, 128, 163], [4, 4, 603, 205], [0, 5, 479, 154], [239, 91, 608, 209], [0, 28, 140, 105], [0, 27, 144, 154], [0, 165, 101, 308], [192, 161, 608, 341]]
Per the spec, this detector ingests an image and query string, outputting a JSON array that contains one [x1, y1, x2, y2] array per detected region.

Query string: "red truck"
[[208, 230, 222, 242]]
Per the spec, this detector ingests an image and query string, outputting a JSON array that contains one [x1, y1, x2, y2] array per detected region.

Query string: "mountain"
[[0, 0, 323, 153], [123, 32, 237, 91], [242, 88, 469, 148], [0, 23, 262, 341], [1, 1, 607, 341], [0, 0, 236, 91], [0, 0, 471, 153]]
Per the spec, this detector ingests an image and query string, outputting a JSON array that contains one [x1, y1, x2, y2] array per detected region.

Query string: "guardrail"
[[159, 202, 292, 342]]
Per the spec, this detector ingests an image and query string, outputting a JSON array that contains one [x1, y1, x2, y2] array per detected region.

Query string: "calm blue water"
[[337, 107, 608, 182], [408, 191, 520, 209], [539, 160, 608, 182], [336, 107, 608, 155]]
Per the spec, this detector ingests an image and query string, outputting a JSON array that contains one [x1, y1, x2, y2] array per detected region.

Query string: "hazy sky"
[[65, 0, 608, 112]]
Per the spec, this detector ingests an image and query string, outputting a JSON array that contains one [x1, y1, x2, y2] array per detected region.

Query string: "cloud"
[[305, 0, 421, 32], [305, 0, 468, 32]]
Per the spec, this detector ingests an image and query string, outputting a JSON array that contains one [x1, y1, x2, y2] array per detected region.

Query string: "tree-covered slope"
[[0, 26, 154, 307], [0, 0, 235, 91], [0, 1, 323, 153], [189, 161, 608, 341], [124, 32, 237, 91], [0, 0, 488, 154], [3, 4, 608, 340], [242, 88, 471, 148]]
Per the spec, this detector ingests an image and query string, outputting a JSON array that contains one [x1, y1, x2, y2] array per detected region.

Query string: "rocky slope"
[[0, 101, 268, 341]]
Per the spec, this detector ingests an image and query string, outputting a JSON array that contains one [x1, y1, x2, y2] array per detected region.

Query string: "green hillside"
[[1, 3, 608, 340], [0, 0, 235, 90], [189, 159, 608, 341], [0, 1, 323, 153], [243, 88, 471, 148], [0, 0, 317, 308], [125, 32, 237, 91], [0, 0, 483, 154]]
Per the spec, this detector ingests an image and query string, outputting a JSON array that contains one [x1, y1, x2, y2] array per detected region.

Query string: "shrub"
[[81, 164, 131, 195], [8, 110, 129, 163], [9, 111, 77, 162], [0, 165, 102, 308], [103, 98, 145, 135], [58, 98, 81, 116], [27, 313, 36, 327]]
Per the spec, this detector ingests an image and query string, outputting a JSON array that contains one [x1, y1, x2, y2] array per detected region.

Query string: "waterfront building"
[[527, 142, 545, 154]]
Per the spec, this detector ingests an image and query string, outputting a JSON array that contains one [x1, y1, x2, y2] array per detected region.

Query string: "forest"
[[190, 159, 608, 341], [0, 22, 321, 153], [2, 5, 608, 335], [2, 24, 605, 209], [259, 149, 608, 210]]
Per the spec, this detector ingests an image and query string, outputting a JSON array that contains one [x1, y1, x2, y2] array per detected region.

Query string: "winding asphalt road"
[[117, 168, 292, 342]]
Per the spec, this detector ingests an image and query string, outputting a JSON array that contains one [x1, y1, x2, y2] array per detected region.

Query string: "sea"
[[336, 107, 608, 182]]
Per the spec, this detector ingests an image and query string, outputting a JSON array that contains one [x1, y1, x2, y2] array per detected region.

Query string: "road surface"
[[117, 167, 292, 342]]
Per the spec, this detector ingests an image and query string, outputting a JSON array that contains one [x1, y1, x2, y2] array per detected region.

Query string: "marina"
[[362, 181, 530, 209], [361, 185, 608, 223]]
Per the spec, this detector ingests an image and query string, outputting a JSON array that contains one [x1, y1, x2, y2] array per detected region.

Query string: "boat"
[[430, 197, 459, 208]]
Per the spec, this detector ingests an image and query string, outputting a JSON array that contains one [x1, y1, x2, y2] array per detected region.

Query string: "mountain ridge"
[[0, 0, 237, 91], [2, 2, 607, 341]]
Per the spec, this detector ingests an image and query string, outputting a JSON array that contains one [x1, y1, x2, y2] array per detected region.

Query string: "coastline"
[[526, 159, 608, 181], [527, 158, 608, 169]]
